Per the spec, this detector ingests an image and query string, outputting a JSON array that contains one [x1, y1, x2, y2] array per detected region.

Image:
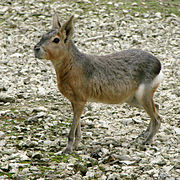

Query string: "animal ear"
[[52, 13, 61, 29], [60, 15, 74, 43]]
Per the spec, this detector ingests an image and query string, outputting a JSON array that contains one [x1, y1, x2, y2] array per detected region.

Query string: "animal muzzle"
[[34, 45, 45, 59]]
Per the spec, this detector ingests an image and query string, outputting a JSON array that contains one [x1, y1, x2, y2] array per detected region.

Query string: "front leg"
[[62, 101, 85, 154], [74, 121, 81, 150]]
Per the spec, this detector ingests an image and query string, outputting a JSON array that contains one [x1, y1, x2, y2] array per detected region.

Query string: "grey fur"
[[69, 41, 161, 104]]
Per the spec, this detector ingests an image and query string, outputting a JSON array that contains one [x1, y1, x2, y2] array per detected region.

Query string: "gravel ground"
[[0, 0, 180, 179]]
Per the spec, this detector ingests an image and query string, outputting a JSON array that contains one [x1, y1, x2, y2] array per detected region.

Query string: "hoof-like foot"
[[62, 146, 73, 154], [142, 138, 153, 145]]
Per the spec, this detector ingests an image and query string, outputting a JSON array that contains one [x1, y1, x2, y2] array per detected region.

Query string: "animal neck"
[[69, 40, 84, 60], [52, 40, 82, 83]]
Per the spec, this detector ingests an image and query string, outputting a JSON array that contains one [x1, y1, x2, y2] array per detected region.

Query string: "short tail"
[[135, 70, 163, 102], [151, 70, 163, 88]]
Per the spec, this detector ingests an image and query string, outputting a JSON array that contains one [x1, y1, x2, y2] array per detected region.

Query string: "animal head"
[[34, 14, 74, 61]]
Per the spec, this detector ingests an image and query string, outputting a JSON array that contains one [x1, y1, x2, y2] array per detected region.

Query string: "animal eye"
[[53, 38, 60, 43]]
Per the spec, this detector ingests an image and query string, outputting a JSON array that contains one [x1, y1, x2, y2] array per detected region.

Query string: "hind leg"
[[127, 96, 142, 109], [138, 102, 160, 138], [127, 96, 160, 140], [140, 92, 161, 144]]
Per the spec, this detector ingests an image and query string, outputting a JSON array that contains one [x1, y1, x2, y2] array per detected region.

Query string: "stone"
[[32, 152, 43, 159], [101, 147, 109, 155], [0, 93, 15, 103], [86, 169, 95, 179], [0, 131, 5, 139], [0, 140, 6, 147]]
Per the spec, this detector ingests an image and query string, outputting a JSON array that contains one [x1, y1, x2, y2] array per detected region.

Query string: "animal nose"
[[34, 45, 40, 51]]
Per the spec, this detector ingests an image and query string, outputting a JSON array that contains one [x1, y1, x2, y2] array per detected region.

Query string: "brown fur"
[[34, 15, 163, 154]]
